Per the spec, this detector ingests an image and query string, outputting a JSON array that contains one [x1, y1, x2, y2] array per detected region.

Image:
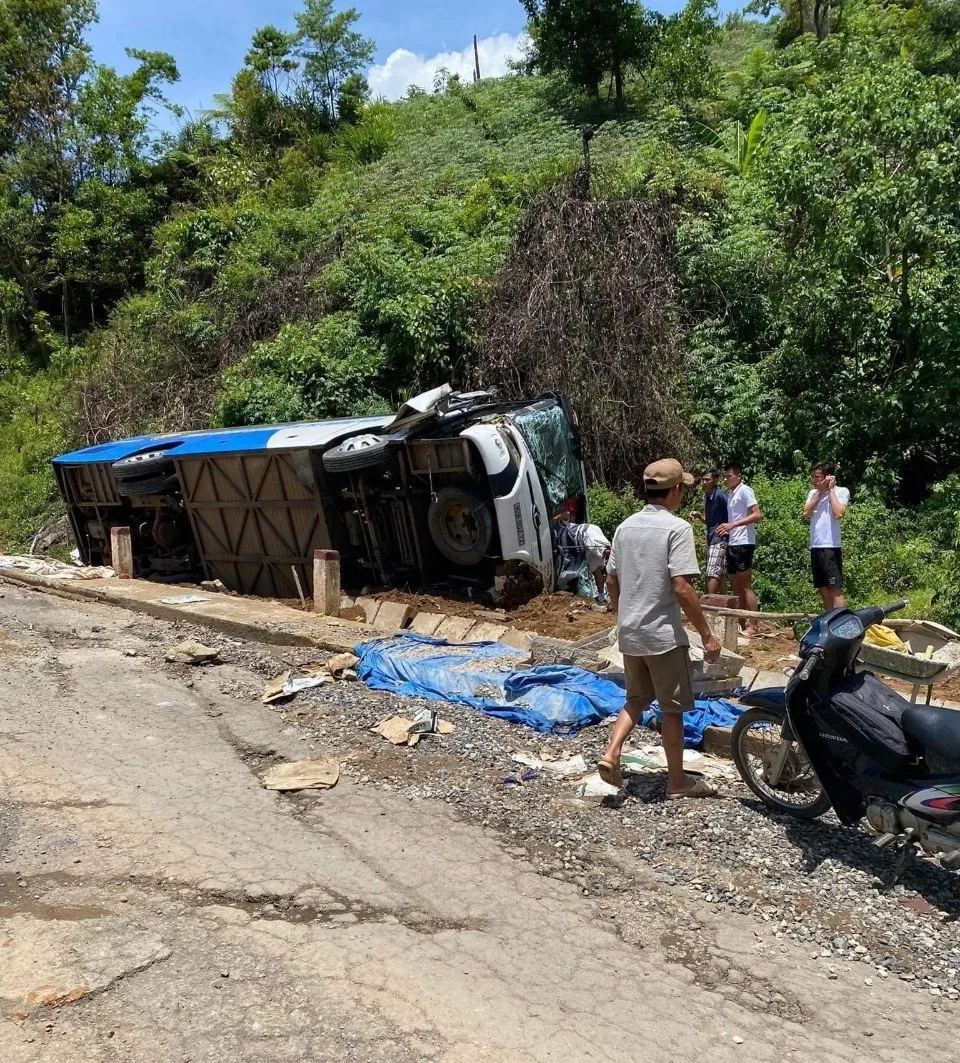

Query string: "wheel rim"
[[441, 502, 481, 554], [339, 434, 382, 453], [739, 717, 824, 811], [116, 450, 168, 467]]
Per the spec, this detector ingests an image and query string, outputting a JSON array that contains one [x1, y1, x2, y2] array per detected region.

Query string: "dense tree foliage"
[[0, 0, 958, 617], [0, 0, 178, 357]]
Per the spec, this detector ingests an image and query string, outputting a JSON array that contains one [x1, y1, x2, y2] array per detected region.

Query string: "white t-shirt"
[[568, 523, 610, 551], [727, 483, 759, 546], [807, 487, 850, 549], [567, 522, 611, 571]]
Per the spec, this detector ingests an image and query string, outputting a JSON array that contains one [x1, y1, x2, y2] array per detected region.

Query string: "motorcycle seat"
[[739, 687, 787, 713], [902, 705, 960, 764]]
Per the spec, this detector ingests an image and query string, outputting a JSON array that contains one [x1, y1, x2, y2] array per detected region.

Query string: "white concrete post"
[[110, 526, 134, 579], [313, 549, 340, 616]]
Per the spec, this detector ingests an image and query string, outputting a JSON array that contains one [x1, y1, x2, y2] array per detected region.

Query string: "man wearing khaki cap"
[[597, 459, 722, 799]]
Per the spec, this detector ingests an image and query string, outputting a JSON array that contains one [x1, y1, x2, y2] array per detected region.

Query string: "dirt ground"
[[370, 587, 615, 640], [738, 624, 801, 673]]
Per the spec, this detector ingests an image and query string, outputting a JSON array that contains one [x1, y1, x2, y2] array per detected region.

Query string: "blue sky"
[[89, 0, 740, 120]]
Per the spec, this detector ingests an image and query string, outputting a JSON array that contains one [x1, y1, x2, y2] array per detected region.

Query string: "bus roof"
[[53, 415, 394, 465]]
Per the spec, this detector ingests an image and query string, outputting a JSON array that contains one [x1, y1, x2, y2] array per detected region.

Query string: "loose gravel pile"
[[52, 614, 960, 1005]]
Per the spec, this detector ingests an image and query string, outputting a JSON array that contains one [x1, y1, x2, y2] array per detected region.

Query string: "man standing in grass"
[[803, 461, 849, 610], [717, 463, 763, 638], [691, 469, 729, 595], [597, 459, 721, 800]]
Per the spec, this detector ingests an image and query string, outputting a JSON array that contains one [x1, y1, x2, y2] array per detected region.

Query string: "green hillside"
[[1, 0, 959, 619]]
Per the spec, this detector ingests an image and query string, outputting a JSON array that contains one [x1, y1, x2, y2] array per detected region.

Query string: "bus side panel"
[[176, 450, 332, 598]]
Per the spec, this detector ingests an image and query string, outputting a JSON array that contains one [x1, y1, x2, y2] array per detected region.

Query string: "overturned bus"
[[52, 386, 588, 601]]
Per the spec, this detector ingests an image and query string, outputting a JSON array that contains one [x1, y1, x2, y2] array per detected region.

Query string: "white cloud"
[[367, 32, 528, 102]]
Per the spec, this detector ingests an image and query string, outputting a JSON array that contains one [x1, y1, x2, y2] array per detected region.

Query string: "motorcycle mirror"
[[792, 620, 812, 641]]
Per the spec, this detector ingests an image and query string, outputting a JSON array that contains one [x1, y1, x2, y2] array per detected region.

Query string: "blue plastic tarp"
[[642, 699, 745, 747], [354, 634, 625, 734], [355, 633, 746, 744]]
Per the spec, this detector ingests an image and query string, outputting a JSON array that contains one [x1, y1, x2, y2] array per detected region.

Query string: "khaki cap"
[[643, 458, 695, 489]]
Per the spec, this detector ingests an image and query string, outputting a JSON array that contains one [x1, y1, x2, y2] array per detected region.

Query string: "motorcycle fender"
[[901, 783, 960, 820], [791, 706, 865, 826]]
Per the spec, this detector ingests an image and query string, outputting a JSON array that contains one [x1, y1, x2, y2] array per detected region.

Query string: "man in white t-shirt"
[[554, 509, 611, 602], [716, 463, 763, 637], [802, 461, 850, 609]]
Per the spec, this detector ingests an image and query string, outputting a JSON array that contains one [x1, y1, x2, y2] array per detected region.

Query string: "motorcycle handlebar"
[[855, 599, 909, 628], [795, 652, 820, 683], [881, 599, 909, 617]]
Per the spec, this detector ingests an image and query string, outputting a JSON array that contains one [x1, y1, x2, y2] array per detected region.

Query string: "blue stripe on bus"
[[52, 417, 390, 465]]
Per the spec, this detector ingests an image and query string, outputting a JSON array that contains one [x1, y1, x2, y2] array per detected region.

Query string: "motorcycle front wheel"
[[732, 708, 832, 819]]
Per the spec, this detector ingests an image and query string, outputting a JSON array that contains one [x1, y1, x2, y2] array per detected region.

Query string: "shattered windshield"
[[511, 403, 585, 513], [512, 403, 592, 596]]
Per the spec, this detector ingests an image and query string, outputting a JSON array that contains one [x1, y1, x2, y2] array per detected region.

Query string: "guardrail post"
[[313, 549, 340, 616], [110, 526, 134, 579], [701, 593, 740, 651]]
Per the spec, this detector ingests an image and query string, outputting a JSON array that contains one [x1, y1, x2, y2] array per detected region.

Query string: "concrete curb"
[[0, 570, 378, 653]]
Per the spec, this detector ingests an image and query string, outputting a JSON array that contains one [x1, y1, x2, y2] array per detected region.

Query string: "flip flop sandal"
[[596, 758, 623, 788], [667, 776, 718, 800]]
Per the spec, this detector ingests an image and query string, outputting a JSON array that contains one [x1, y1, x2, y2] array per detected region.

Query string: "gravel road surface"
[[0, 583, 957, 1062]]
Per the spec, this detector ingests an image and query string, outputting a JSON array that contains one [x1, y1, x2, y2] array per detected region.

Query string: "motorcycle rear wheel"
[[732, 708, 832, 819]]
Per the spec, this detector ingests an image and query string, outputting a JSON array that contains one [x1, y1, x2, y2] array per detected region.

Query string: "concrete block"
[[702, 725, 735, 759], [110, 525, 133, 579], [701, 594, 739, 609], [530, 635, 577, 665], [340, 594, 356, 609], [687, 630, 745, 678], [574, 626, 617, 651], [475, 609, 508, 623], [738, 666, 759, 690], [530, 635, 605, 672], [599, 643, 623, 669], [695, 656, 746, 680], [693, 677, 740, 696], [372, 600, 413, 632], [313, 549, 340, 616], [753, 669, 787, 690], [409, 612, 446, 637], [436, 615, 476, 642], [465, 621, 508, 643], [706, 611, 740, 653], [701, 596, 741, 652], [501, 629, 536, 651], [354, 596, 380, 626]]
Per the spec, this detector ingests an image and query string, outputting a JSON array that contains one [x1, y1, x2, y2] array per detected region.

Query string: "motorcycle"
[[732, 599, 960, 882]]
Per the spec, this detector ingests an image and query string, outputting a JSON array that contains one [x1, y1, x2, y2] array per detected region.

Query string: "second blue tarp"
[[641, 699, 745, 747], [354, 634, 624, 735]]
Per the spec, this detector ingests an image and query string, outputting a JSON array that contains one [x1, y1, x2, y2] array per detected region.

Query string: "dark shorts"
[[812, 547, 843, 589], [727, 544, 755, 575]]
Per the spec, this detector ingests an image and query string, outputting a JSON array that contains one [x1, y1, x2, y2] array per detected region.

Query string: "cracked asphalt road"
[[0, 584, 957, 1062]]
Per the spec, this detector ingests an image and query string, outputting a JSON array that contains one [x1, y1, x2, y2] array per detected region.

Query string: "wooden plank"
[[701, 606, 812, 621]]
